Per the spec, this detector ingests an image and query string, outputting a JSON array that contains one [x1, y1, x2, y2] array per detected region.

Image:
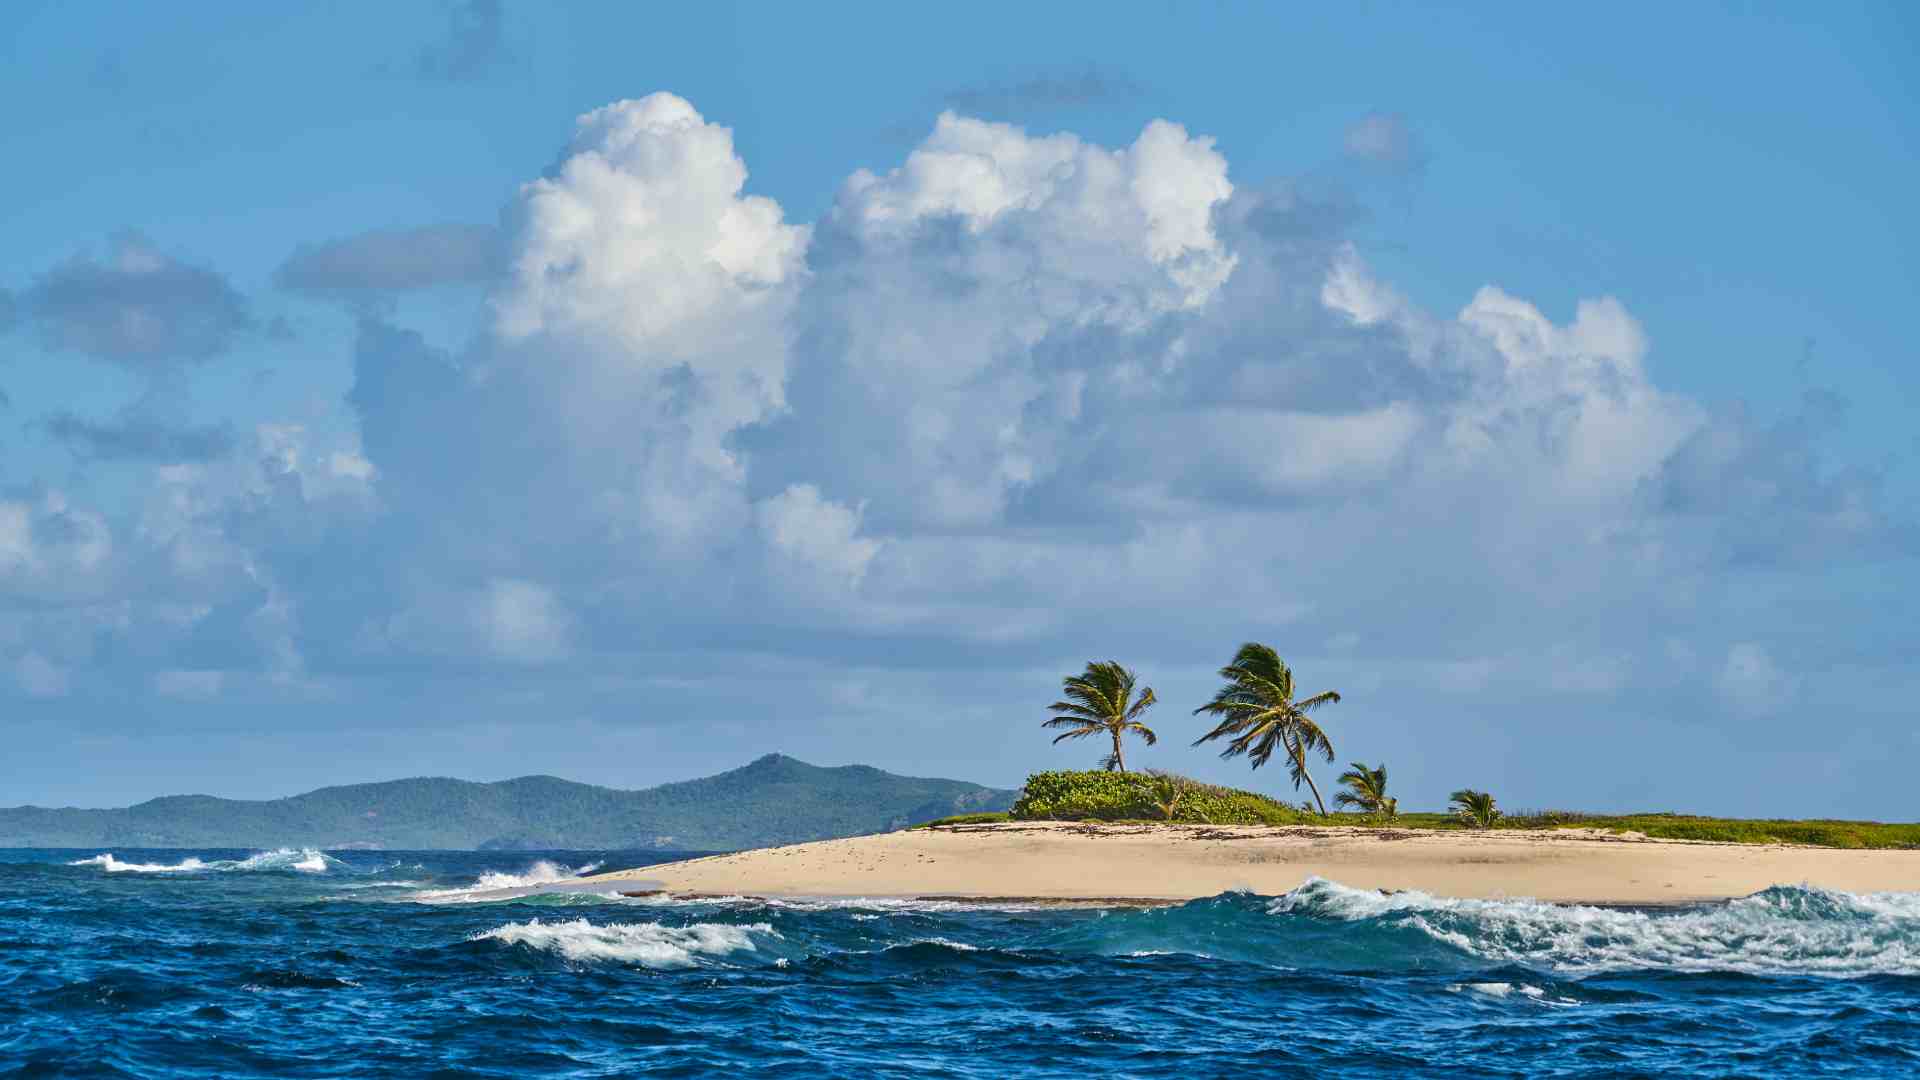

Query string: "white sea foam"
[[410, 860, 608, 903], [474, 918, 775, 968], [1272, 876, 1920, 977], [1446, 981, 1578, 1007], [67, 848, 337, 874], [68, 854, 208, 873], [231, 848, 336, 873]]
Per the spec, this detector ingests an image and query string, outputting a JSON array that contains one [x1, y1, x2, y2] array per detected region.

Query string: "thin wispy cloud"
[[408, 0, 512, 83], [42, 412, 236, 464], [21, 231, 253, 372], [941, 68, 1143, 115], [275, 224, 499, 304], [1342, 111, 1426, 175]]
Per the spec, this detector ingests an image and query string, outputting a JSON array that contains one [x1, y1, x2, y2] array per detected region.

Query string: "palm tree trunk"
[[1295, 748, 1328, 816], [1111, 728, 1126, 772]]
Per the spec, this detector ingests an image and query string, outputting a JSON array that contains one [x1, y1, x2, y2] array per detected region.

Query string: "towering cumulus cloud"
[[3, 92, 1907, 810]]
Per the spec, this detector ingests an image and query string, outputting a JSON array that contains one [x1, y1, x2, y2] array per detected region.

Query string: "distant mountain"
[[0, 755, 1018, 851]]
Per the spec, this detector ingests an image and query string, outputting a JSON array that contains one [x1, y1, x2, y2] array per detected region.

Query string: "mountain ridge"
[[0, 754, 1017, 851]]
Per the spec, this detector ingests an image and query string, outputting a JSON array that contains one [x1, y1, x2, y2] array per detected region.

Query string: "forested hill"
[[0, 755, 1018, 851]]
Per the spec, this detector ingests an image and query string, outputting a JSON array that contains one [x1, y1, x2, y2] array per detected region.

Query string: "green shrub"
[[909, 812, 1013, 829], [1009, 770, 1307, 826]]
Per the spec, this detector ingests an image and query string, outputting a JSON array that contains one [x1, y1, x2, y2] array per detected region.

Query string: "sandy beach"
[[582, 821, 1920, 906]]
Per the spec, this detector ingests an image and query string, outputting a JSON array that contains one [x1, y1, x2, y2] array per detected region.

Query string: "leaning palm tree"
[[1192, 642, 1343, 816], [1334, 761, 1397, 821], [1042, 661, 1158, 772], [1449, 788, 1501, 829]]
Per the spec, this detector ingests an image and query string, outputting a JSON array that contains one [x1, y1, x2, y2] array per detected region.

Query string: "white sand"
[[582, 821, 1920, 905]]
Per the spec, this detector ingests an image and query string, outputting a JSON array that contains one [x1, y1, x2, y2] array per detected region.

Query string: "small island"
[[584, 642, 1920, 905]]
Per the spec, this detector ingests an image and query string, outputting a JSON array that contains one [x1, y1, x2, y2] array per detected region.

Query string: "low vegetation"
[[1006, 642, 1917, 850], [1008, 770, 1310, 826], [1550, 814, 1920, 850], [910, 812, 1014, 829]]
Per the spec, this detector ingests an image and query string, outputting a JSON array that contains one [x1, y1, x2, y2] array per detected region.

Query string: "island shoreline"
[[579, 820, 1920, 907]]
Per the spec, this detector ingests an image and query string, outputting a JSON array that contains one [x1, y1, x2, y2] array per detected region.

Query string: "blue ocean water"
[[4, 848, 1919, 1077]]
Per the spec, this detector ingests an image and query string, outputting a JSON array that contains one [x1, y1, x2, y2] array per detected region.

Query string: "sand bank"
[[581, 821, 1920, 906]]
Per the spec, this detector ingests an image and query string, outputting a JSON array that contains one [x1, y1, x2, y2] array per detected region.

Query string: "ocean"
[[4, 848, 1917, 1077]]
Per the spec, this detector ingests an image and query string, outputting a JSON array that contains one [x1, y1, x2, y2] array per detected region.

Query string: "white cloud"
[[154, 669, 224, 700], [0, 493, 113, 595], [1716, 642, 1797, 715], [1342, 112, 1424, 173], [480, 579, 570, 665], [472, 92, 810, 553], [756, 484, 881, 589], [14, 652, 69, 698], [6, 93, 1911, 817]]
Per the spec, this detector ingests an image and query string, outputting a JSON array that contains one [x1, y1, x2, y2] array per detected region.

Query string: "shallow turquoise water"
[[4, 847, 1918, 1077]]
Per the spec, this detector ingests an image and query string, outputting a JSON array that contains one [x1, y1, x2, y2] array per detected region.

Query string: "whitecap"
[[68, 854, 207, 873], [68, 848, 339, 875], [410, 860, 611, 903], [474, 918, 775, 968], [1272, 876, 1920, 978], [230, 848, 337, 873]]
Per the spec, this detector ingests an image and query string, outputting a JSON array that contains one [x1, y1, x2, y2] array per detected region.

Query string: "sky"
[[1, 1, 1915, 816]]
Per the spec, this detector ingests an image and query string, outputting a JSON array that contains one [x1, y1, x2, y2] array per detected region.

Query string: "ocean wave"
[[474, 918, 777, 968], [409, 860, 609, 903], [66, 848, 338, 875], [230, 848, 337, 873], [67, 854, 208, 873], [1269, 877, 1920, 977], [1446, 981, 1579, 1007]]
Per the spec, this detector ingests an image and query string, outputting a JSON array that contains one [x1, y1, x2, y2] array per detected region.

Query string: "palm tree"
[[1042, 661, 1158, 772], [1450, 789, 1501, 829], [1193, 642, 1343, 816], [1334, 761, 1397, 821]]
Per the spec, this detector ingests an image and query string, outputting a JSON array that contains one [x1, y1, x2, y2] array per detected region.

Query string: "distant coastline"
[[0, 755, 1015, 851]]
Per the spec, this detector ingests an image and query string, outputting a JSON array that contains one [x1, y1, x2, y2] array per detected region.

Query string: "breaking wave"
[[473, 918, 777, 969], [67, 848, 339, 874], [1048, 877, 1920, 978], [409, 860, 609, 903], [1269, 876, 1920, 976], [67, 854, 208, 873]]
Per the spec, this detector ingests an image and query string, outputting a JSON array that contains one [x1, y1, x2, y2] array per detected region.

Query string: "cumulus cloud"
[[22, 231, 253, 371], [761, 112, 1237, 530], [275, 224, 498, 302], [44, 412, 235, 463], [757, 484, 881, 590], [7, 93, 1912, 813], [1639, 390, 1897, 567], [374, 93, 810, 558]]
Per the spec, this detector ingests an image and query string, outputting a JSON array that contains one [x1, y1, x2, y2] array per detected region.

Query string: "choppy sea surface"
[[5, 848, 1919, 1077]]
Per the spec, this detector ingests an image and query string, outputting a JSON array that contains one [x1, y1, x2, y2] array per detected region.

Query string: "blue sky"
[[1, 1, 1915, 814]]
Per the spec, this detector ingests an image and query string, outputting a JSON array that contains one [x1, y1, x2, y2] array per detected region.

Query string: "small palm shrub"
[[1450, 789, 1501, 829], [1333, 761, 1397, 822]]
